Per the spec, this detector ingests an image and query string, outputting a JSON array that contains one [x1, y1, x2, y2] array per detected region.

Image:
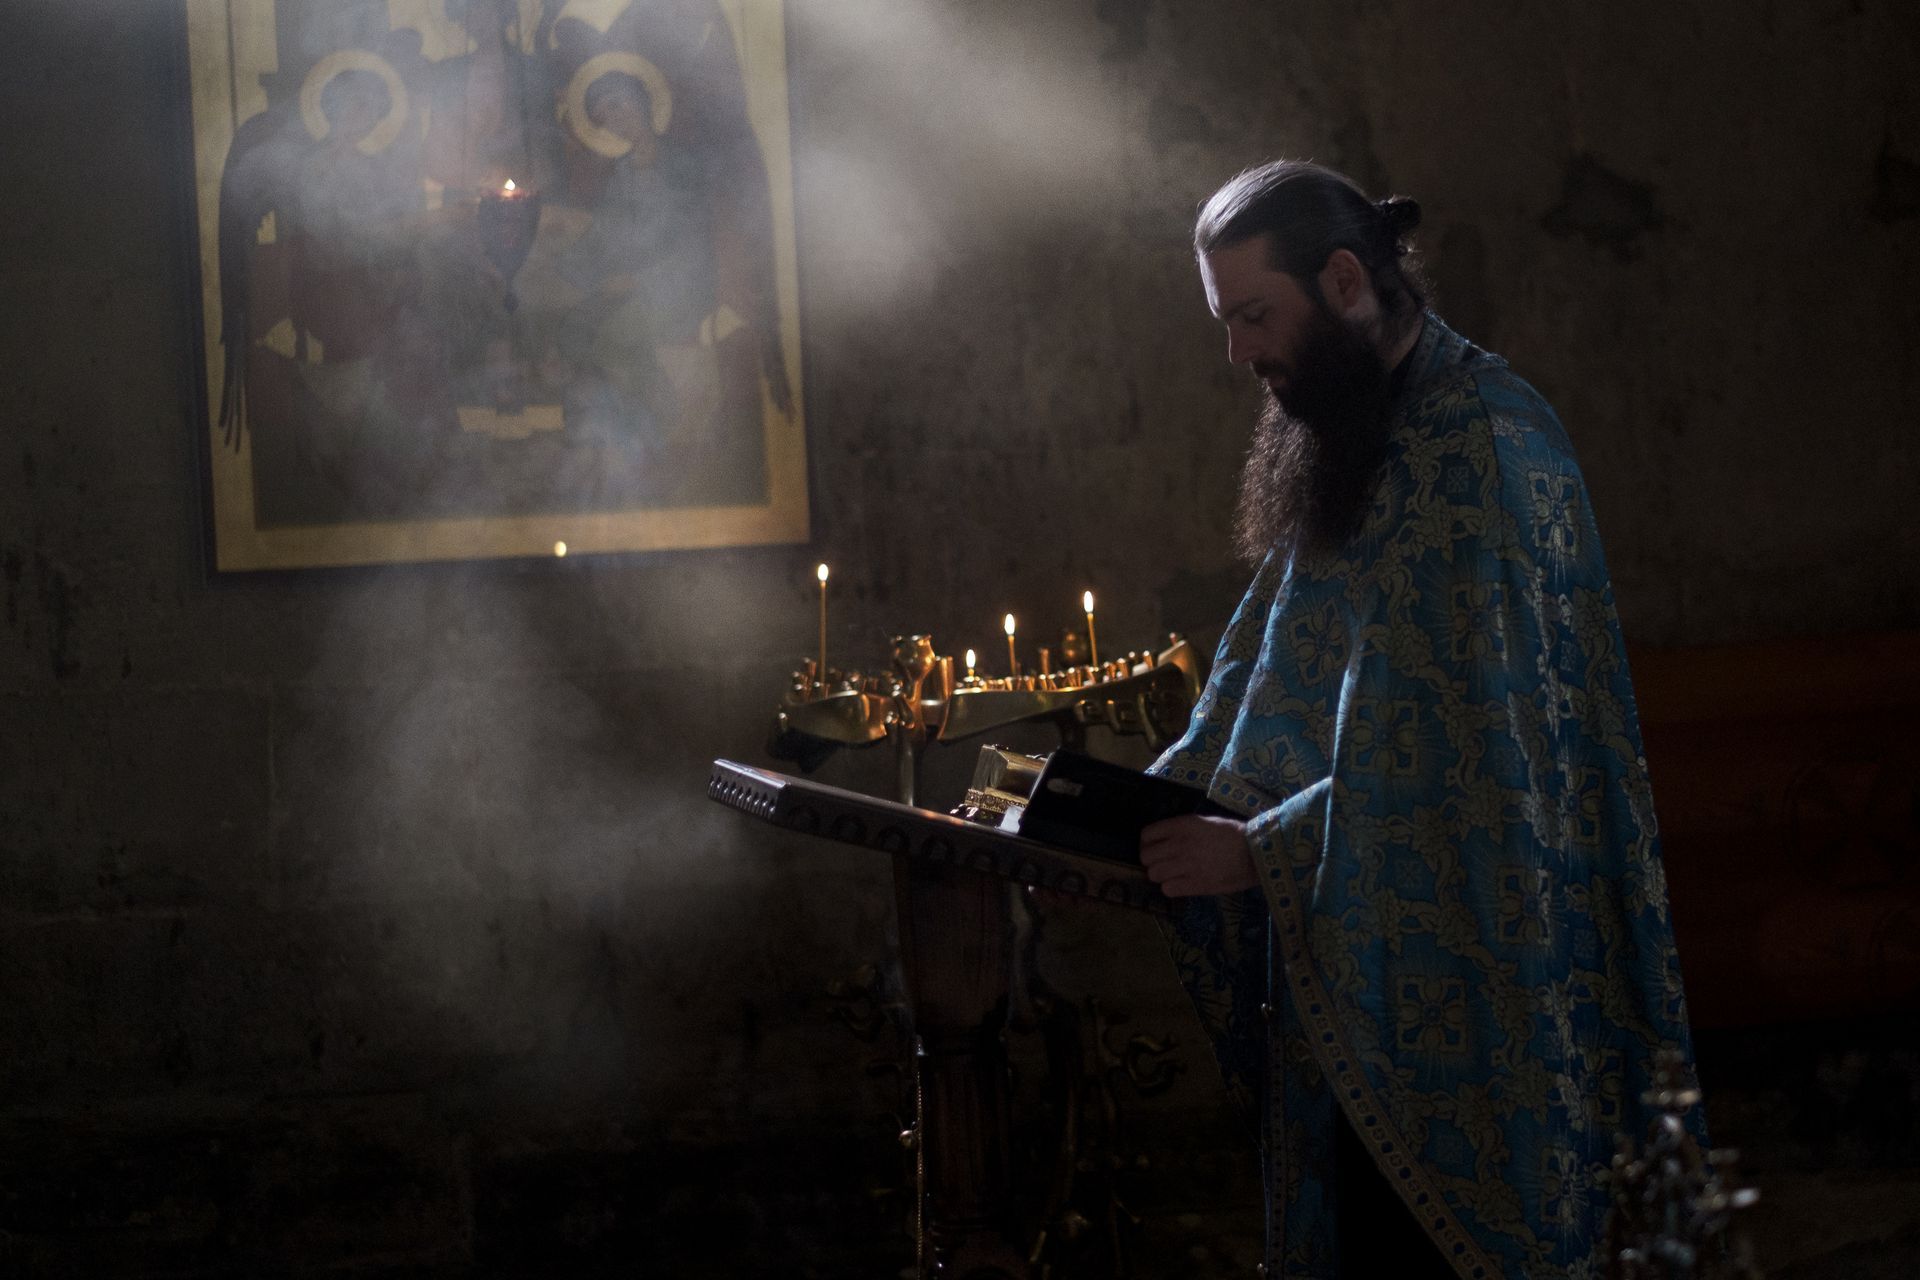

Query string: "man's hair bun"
[[1377, 196, 1422, 240]]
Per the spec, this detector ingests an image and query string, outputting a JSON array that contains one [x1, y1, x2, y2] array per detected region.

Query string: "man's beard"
[[1232, 302, 1397, 566]]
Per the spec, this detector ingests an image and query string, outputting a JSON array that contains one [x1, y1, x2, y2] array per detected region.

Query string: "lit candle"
[[502, 178, 522, 197], [552, 540, 567, 557], [1083, 591, 1099, 668], [965, 648, 977, 681], [816, 563, 830, 690], [1004, 613, 1018, 677]]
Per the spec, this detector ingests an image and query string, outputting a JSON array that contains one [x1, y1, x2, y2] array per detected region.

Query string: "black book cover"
[[1015, 749, 1233, 863]]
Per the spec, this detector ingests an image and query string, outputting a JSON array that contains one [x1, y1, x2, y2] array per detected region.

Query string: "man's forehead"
[[1201, 236, 1288, 317]]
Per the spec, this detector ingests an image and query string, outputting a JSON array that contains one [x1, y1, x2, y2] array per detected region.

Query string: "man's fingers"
[[1141, 815, 1199, 844], [1141, 815, 1207, 861], [1147, 863, 1218, 895]]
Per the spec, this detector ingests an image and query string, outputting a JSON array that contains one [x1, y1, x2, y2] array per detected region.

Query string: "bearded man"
[[1138, 160, 1701, 1278]]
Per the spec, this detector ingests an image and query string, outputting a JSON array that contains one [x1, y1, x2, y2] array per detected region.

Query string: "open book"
[[1008, 749, 1233, 864]]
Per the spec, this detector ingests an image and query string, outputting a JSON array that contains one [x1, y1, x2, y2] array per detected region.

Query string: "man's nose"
[[1226, 327, 1258, 366]]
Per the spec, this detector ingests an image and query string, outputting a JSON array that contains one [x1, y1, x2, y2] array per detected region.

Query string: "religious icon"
[[184, 0, 808, 569]]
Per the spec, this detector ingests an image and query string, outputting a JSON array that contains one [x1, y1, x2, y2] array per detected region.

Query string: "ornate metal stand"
[[1605, 1053, 1762, 1279], [1005, 887, 1183, 1277]]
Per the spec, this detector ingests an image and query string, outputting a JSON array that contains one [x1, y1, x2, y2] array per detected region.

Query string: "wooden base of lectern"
[[895, 856, 1027, 1277]]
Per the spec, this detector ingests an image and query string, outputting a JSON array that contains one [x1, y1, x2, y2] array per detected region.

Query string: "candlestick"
[[1003, 613, 1018, 677], [1083, 590, 1099, 668], [816, 563, 830, 691]]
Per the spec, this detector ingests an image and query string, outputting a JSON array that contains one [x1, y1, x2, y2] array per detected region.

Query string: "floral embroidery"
[[1399, 975, 1471, 1054]]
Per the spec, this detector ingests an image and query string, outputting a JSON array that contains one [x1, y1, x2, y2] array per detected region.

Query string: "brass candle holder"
[[770, 628, 1201, 781]]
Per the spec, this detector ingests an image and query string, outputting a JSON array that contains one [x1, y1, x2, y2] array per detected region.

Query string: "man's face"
[[1203, 234, 1398, 563], [1200, 235, 1326, 402]]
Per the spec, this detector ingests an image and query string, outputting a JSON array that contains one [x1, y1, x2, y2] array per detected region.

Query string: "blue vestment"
[[1152, 315, 1700, 1279]]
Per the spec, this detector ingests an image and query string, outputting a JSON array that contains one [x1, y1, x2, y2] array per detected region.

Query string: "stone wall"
[[2, 0, 1915, 1274]]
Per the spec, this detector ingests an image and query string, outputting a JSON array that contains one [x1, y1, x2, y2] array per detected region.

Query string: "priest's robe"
[[1152, 314, 1701, 1280]]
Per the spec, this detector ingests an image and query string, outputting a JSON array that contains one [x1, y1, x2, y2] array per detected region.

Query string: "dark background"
[[3, 0, 1917, 1275]]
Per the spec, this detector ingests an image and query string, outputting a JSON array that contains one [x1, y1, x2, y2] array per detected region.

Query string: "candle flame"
[[552, 540, 567, 557], [1083, 590, 1094, 613], [965, 648, 976, 671], [503, 178, 517, 193], [1003, 613, 1016, 636], [816, 562, 829, 583]]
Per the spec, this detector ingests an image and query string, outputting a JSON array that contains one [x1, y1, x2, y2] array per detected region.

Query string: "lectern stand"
[[708, 761, 1169, 1276]]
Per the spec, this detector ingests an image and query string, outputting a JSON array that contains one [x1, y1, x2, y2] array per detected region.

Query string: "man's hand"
[[1140, 814, 1257, 897]]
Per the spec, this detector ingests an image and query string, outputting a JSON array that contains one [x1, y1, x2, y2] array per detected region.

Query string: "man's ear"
[[1318, 248, 1369, 316]]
